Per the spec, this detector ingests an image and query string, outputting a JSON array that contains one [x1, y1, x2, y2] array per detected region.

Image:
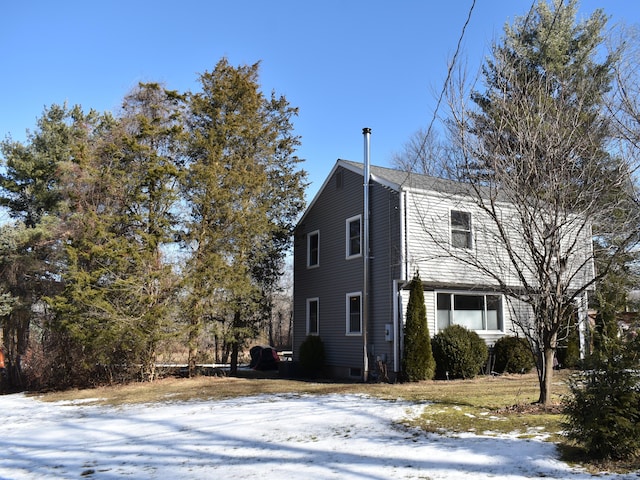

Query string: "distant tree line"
[[0, 58, 305, 391]]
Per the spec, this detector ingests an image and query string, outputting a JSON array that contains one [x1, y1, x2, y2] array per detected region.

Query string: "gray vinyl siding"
[[293, 166, 401, 375], [293, 166, 366, 373], [404, 188, 594, 292], [294, 160, 593, 379], [402, 188, 527, 339], [404, 189, 512, 287], [368, 180, 402, 369]]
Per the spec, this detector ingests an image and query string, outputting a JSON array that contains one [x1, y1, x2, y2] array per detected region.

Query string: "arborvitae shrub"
[[492, 336, 535, 374], [401, 273, 435, 382], [431, 325, 488, 380], [298, 335, 325, 377]]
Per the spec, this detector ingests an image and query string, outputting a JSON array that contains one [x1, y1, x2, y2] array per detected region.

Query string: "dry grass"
[[38, 370, 563, 407], [37, 375, 375, 405]]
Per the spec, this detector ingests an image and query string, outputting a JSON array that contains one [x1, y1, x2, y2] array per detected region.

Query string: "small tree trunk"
[[142, 346, 157, 382], [187, 317, 199, 378], [230, 342, 239, 375], [537, 346, 555, 405], [3, 308, 31, 390], [268, 314, 275, 349], [229, 308, 243, 375]]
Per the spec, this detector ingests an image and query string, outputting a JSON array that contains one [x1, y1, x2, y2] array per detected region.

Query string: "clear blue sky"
[[1, 1, 639, 202]]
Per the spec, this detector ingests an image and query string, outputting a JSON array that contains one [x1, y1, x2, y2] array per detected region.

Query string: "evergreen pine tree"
[[401, 272, 435, 381], [48, 85, 184, 386]]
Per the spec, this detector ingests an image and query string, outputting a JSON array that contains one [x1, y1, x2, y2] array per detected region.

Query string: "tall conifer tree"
[[0, 104, 79, 388], [49, 84, 184, 385], [182, 59, 305, 375], [401, 272, 435, 382]]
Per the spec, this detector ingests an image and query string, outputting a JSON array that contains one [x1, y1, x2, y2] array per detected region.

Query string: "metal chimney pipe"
[[362, 127, 371, 382]]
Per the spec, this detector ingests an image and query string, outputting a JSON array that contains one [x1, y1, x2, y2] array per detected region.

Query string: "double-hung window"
[[346, 292, 362, 335], [451, 210, 472, 249], [437, 292, 503, 332], [307, 231, 319, 267], [307, 298, 319, 335], [346, 215, 362, 259]]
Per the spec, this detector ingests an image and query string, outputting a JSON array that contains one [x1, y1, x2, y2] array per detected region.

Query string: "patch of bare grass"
[[558, 443, 640, 475], [38, 371, 564, 407], [405, 401, 564, 441], [389, 373, 566, 441], [37, 376, 367, 406]]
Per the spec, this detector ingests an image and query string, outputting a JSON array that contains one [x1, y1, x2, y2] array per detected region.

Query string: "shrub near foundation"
[[493, 336, 535, 374], [432, 325, 488, 380], [299, 335, 325, 377]]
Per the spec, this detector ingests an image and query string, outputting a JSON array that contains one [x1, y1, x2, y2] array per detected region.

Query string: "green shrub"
[[556, 318, 581, 369], [431, 325, 488, 380], [298, 335, 325, 377], [492, 336, 535, 374], [563, 367, 640, 460], [563, 337, 640, 460], [401, 273, 435, 382]]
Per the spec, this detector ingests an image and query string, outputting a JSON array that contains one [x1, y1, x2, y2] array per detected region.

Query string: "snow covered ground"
[[0, 392, 637, 479]]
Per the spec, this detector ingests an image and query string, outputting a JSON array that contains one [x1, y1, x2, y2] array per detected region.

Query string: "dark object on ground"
[[249, 346, 280, 371]]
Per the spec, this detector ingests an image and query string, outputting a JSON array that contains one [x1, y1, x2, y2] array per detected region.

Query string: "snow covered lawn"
[[0, 391, 637, 479]]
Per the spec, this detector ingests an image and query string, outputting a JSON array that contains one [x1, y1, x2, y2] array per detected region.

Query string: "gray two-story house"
[[293, 159, 593, 381]]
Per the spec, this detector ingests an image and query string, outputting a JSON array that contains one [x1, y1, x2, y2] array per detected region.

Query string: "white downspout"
[[393, 191, 407, 377], [578, 291, 588, 359], [362, 127, 371, 382], [400, 190, 407, 281], [393, 279, 401, 376]]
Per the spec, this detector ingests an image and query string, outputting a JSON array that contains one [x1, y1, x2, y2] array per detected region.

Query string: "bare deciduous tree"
[[392, 128, 451, 178], [442, 0, 640, 404]]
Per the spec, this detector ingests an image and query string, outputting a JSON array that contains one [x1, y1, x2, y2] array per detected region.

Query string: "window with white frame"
[[436, 292, 503, 331], [307, 230, 319, 267], [346, 292, 362, 335], [451, 210, 472, 249], [346, 215, 362, 258], [306, 298, 319, 335]]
